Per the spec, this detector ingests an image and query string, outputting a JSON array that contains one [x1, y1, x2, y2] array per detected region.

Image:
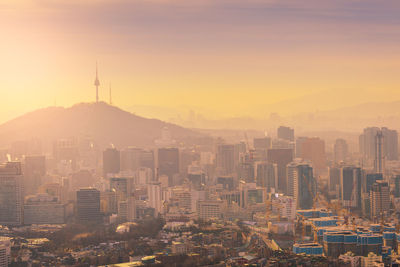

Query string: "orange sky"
[[1, 0, 400, 123]]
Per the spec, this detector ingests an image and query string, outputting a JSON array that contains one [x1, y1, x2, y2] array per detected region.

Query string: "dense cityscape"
[[1, 95, 400, 266], [2, 0, 400, 266]]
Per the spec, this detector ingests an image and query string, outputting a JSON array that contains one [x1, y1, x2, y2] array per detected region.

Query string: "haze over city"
[[1, 0, 400, 129], [1, 1, 400, 267]]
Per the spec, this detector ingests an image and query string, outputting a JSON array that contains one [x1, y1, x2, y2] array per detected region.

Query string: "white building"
[[148, 182, 162, 215]]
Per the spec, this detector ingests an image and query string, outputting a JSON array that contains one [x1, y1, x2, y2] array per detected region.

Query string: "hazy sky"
[[1, 0, 400, 122]]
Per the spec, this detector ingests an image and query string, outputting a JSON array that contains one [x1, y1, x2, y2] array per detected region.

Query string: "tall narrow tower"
[[94, 62, 100, 103], [109, 83, 112, 105]]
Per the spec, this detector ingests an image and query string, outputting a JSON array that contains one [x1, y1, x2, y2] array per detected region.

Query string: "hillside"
[[0, 102, 204, 148]]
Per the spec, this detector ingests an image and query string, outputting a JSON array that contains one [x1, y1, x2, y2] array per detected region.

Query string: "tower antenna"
[[109, 82, 112, 105], [94, 62, 100, 103]]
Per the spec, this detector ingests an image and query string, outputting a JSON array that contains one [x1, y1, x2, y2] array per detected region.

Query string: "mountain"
[[0, 102, 204, 149]]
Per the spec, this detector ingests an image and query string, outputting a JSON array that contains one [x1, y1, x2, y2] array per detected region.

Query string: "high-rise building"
[[394, 175, 400, 198], [76, 188, 101, 224], [216, 144, 235, 175], [197, 200, 223, 220], [267, 148, 293, 194], [381, 127, 398, 160], [359, 127, 398, 165], [298, 137, 326, 172], [110, 177, 134, 201], [277, 126, 294, 141], [148, 182, 162, 215], [340, 166, 362, 210], [370, 180, 390, 220], [253, 137, 272, 161], [103, 148, 120, 176], [374, 131, 384, 174], [334, 139, 348, 163], [24, 193, 66, 224], [158, 148, 179, 186], [120, 147, 142, 172], [0, 162, 23, 225], [0, 237, 11, 267], [23, 155, 46, 195], [256, 162, 277, 192], [287, 161, 315, 209], [295, 137, 308, 158], [328, 166, 341, 195]]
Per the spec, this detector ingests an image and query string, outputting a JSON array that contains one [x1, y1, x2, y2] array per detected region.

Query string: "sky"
[[1, 0, 400, 123]]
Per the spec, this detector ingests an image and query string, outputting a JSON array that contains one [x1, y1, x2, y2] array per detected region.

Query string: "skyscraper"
[[374, 130, 384, 174], [77, 188, 101, 224], [216, 144, 235, 176], [334, 139, 348, 163], [256, 162, 277, 192], [24, 155, 46, 195], [253, 137, 272, 161], [359, 127, 398, 165], [148, 182, 162, 215], [287, 160, 315, 209], [267, 148, 293, 194], [340, 166, 362, 210], [277, 126, 294, 141], [0, 162, 23, 226], [298, 137, 326, 172], [158, 147, 179, 186], [370, 180, 390, 220], [103, 148, 120, 176]]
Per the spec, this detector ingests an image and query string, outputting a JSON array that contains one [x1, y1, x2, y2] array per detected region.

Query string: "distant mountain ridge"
[[0, 102, 203, 149]]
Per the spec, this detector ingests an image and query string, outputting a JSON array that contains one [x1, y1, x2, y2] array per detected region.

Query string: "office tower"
[[197, 200, 223, 220], [277, 126, 294, 141], [0, 162, 23, 225], [364, 173, 383, 194], [158, 147, 179, 186], [287, 161, 315, 209], [374, 130, 384, 174], [148, 182, 162, 215], [172, 187, 192, 211], [120, 147, 142, 172], [100, 190, 118, 214], [381, 127, 398, 160], [187, 164, 205, 190], [253, 137, 271, 161], [360, 127, 398, 164], [267, 148, 293, 194], [103, 148, 120, 176], [299, 137, 326, 172], [77, 188, 101, 224], [238, 160, 255, 183], [328, 166, 341, 194], [340, 166, 362, 209], [216, 144, 235, 175], [394, 175, 400, 198], [256, 162, 277, 192], [110, 177, 133, 201], [238, 182, 266, 208], [370, 181, 390, 220], [53, 138, 79, 168], [23, 155, 46, 195], [135, 167, 153, 186], [118, 200, 128, 221], [295, 137, 308, 158], [127, 196, 136, 222], [216, 176, 234, 191], [24, 193, 66, 224], [0, 237, 11, 267], [140, 150, 155, 175], [334, 139, 348, 163]]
